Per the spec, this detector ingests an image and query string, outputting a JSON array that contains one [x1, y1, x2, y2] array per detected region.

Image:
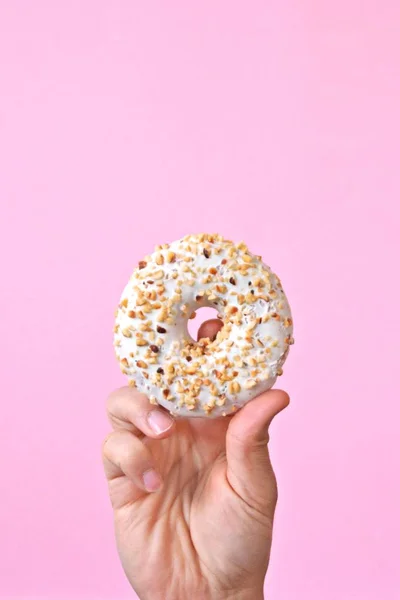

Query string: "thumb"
[[226, 389, 290, 515]]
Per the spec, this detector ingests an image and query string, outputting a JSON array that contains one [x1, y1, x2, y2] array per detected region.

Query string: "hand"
[[103, 319, 289, 600]]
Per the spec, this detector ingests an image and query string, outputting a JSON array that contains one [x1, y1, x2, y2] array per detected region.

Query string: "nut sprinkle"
[[114, 234, 293, 417]]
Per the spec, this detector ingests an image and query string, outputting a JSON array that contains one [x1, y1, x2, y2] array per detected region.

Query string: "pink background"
[[1, 1, 400, 599]]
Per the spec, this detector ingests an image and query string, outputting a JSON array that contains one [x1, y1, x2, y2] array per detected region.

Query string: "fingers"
[[107, 386, 175, 439], [226, 389, 290, 515], [197, 318, 223, 341], [103, 429, 162, 493], [104, 388, 172, 507]]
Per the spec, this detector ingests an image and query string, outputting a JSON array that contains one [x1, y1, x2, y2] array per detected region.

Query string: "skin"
[[103, 319, 289, 600]]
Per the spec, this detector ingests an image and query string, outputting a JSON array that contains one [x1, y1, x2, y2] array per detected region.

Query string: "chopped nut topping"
[[137, 360, 148, 368], [157, 307, 168, 322], [150, 344, 160, 353], [167, 251, 176, 263], [244, 379, 257, 389], [203, 248, 210, 258], [246, 320, 257, 332], [245, 292, 257, 304], [157, 325, 167, 334], [228, 381, 241, 394], [152, 270, 164, 280], [138, 261, 147, 269]]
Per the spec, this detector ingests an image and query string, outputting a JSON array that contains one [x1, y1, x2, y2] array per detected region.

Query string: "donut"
[[114, 233, 294, 417]]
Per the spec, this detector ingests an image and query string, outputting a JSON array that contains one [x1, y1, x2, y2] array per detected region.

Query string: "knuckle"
[[101, 431, 117, 457], [120, 444, 138, 465], [229, 427, 269, 451], [105, 389, 120, 416]]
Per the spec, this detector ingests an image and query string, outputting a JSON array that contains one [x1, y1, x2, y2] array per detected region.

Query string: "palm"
[[109, 417, 275, 599]]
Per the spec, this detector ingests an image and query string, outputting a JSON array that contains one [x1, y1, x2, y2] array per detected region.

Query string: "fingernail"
[[143, 468, 162, 492], [147, 410, 174, 434]]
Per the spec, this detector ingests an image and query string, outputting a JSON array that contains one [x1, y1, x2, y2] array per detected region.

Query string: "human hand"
[[103, 320, 289, 600]]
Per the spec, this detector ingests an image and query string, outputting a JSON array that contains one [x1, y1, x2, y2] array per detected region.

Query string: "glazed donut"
[[114, 233, 294, 417]]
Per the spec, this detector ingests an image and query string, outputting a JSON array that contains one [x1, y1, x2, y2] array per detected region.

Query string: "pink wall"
[[1, 1, 399, 599]]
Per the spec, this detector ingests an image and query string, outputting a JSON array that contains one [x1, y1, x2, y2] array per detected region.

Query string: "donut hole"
[[187, 307, 221, 342]]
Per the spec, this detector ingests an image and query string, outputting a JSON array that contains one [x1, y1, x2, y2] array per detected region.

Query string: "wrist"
[[219, 588, 264, 600], [141, 592, 263, 600], [225, 594, 263, 600], [145, 588, 264, 600], [232, 593, 263, 600]]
